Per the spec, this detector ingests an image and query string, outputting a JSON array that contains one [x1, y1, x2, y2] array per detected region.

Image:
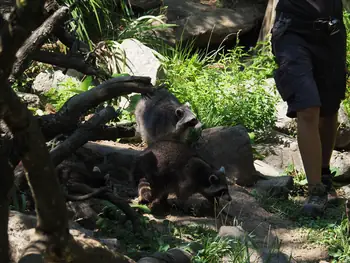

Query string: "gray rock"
[[218, 225, 246, 240], [255, 140, 304, 173], [119, 38, 163, 85], [330, 150, 350, 178], [250, 248, 296, 263], [156, 0, 266, 48], [195, 125, 258, 186], [17, 92, 40, 108], [253, 176, 294, 198], [32, 70, 80, 94], [335, 103, 350, 149], [254, 160, 282, 177], [275, 101, 297, 135], [138, 248, 192, 263], [129, 0, 162, 11]]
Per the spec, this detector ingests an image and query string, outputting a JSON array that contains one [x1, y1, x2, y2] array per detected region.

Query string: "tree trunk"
[[257, 0, 279, 44]]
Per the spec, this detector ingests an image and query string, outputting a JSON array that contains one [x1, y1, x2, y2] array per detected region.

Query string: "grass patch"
[[159, 38, 279, 139]]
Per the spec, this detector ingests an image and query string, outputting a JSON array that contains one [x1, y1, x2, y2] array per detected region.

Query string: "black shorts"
[[271, 13, 347, 118]]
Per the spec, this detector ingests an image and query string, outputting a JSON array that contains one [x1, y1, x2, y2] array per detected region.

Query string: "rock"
[[157, 0, 266, 48], [218, 225, 246, 240], [32, 70, 80, 95], [195, 125, 258, 186], [255, 136, 304, 173], [250, 249, 297, 263], [335, 103, 350, 149], [8, 211, 131, 263], [274, 101, 297, 135], [138, 248, 192, 263], [129, 0, 162, 11], [17, 92, 40, 108], [119, 38, 163, 85], [253, 176, 294, 198], [254, 160, 282, 177], [330, 150, 350, 180]]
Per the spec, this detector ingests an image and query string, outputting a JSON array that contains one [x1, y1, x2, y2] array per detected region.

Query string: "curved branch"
[[38, 76, 153, 141], [50, 106, 119, 166]]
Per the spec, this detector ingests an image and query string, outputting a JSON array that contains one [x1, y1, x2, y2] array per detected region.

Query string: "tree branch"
[[50, 106, 119, 166], [0, 153, 14, 263], [32, 50, 100, 76], [38, 76, 153, 141], [0, 0, 70, 258], [10, 6, 70, 80]]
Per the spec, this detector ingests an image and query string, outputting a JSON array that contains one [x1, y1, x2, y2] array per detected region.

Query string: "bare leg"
[[296, 107, 322, 189], [319, 113, 339, 168]]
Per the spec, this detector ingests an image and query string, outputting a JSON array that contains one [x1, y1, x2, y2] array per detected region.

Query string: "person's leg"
[[297, 107, 322, 187], [315, 21, 347, 201], [272, 31, 327, 217], [319, 114, 339, 201], [319, 114, 339, 170]]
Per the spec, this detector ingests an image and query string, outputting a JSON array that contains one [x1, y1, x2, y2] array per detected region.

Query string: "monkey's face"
[[203, 166, 232, 202], [174, 103, 202, 131]]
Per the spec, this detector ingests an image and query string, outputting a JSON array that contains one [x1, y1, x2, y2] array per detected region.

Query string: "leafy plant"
[[58, 0, 120, 47], [160, 38, 278, 138]]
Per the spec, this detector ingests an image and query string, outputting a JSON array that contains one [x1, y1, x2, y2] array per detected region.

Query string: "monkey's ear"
[[175, 108, 184, 118], [219, 166, 226, 174], [184, 102, 191, 108], [209, 174, 219, 184]]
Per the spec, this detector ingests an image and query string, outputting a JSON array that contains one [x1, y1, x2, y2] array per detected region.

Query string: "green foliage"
[[311, 218, 350, 262], [341, 10, 350, 115], [43, 76, 86, 110], [160, 39, 278, 138], [58, 0, 120, 47]]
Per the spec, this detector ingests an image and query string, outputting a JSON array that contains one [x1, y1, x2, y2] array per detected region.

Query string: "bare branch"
[[38, 76, 153, 141], [50, 106, 119, 166], [11, 6, 70, 80], [32, 50, 100, 76]]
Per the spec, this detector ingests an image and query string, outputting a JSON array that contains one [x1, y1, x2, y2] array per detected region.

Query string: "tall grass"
[[159, 38, 278, 137]]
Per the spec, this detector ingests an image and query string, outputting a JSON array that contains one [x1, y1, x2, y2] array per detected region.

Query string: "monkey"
[[134, 85, 202, 145], [131, 139, 232, 211]]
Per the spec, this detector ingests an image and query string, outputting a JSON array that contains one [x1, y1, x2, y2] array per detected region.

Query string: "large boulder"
[[119, 38, 163, 86], [156, 0, 267, 48], [195, 125, 258, 186]]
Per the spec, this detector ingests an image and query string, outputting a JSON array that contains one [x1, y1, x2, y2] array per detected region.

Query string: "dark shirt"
[[276, 0, 343, 20]]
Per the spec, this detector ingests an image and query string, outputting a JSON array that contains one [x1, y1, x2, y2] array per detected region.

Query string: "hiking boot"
[[302, 183, 328, 218], [322, 171, 339, 204]]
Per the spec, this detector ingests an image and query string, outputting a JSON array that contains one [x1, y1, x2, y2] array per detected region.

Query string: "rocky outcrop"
[[195, 125, 259, 186], [155, 0, 267, 48]]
